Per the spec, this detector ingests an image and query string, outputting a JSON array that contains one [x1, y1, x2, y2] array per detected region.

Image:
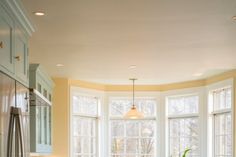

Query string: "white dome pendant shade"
[[124, 78, 144, 119], [124, 105, 144, 119]]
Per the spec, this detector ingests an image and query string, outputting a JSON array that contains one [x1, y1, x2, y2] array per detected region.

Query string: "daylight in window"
[[167, 95, 199, 157], [72, 95, 99, 157], [209, 87, 232, 157], [109, 98, 157, 157]]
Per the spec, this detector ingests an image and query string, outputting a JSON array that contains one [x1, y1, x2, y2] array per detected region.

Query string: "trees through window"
[[70, 81, 233, 157], [167, 95, 200, 157], [71, 95, 99, 157], [209, 87, 232, 157], [109, 98, 157, 157]]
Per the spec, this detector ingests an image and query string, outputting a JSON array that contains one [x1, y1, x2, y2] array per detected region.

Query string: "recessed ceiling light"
[[232, 16, 236, 20], [193, 73, 203, 77], [33, 11, 45, 16], [56, 63, 64, 67], [129, 65, 137, 69]]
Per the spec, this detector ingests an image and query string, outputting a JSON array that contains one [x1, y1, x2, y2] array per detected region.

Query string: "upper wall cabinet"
[[0, 0, 34, 87], [15, 25, 29, 84], [29, 64, 54, 102], [29, 64, 54, 155], [0, 6, 14, 75]]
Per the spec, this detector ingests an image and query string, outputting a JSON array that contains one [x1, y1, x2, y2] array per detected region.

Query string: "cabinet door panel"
[[0, 8, 14, 74], [15, 33, 28, 84]]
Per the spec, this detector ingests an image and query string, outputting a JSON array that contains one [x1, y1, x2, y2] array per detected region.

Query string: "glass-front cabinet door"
[[30, 90, 52, 154]]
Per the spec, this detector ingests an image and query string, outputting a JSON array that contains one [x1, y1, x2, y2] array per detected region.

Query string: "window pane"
[[168, 95, 198, 115], [74, 137, 81, 153], [214, 113, 232, 156], [73, 95, 98, 116], [215, 114, 225, 136], [110, 100, 125, 116], [141, 121, 154, 137], [141, 138, 154, 154], [126, 138, 139, 153], [226, 114, 232, 135], [73, 117, 82, 136], [225, 88, 231, 108], [111, 120, 124, 137], [126, 121, 139, 137], [213, 87, 231, 111], [225, 135, 232, 155], [111, 138, 124, 154], [136, 99, 156, 116], [215, 135, 224, 155]]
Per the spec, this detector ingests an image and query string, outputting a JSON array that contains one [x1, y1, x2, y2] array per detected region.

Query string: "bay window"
[[70, 79, 234, 157]]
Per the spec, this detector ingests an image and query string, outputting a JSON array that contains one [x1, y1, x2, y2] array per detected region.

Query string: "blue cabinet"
[[29, 64, 54, 155], [0, 0, 34, 87], [0, 5, 14, 75], [15, 25, 29, 84]]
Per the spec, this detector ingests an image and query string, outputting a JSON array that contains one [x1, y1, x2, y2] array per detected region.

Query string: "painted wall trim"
[[67, 70, 236, 91], [1, 0, 35, 36]]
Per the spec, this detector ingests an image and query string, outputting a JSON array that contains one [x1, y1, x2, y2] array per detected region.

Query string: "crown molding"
[[60, 70, 236, 91], [1, 0, 35, 36]]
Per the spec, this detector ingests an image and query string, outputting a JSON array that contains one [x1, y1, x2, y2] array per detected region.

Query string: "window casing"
[[71, 94, 100, 157], [109, 98, 157, 157], [209, 87, 232, 157], [167, 94, 200, 157]]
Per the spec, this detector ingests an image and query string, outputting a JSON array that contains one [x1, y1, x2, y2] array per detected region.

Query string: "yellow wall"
[[48, 78, 70, 157], [45, 70, 236, 157]]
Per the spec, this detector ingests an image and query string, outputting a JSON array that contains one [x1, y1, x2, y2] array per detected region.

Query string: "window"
[[71, 95, 100, 157], [167, 95, 200, 157], [109, 98, 157, 157], [37, 83, 42, 93], [209, 87, 232, 157]]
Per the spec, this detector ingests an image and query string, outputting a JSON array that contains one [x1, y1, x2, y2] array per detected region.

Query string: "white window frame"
[[106, 91, 160, 157], [167, 94, 200, 157], [206, 79, 234, 157], [161, 87, 206, 157], [70, 87, 105, 157], [109, 97, 157, 156]]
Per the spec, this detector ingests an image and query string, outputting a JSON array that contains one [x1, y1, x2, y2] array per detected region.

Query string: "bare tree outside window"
[[168, 95, 200, 157], [110, 98, 156, 157], [209, 87, 232, 157], [72, 95, 99, 157]]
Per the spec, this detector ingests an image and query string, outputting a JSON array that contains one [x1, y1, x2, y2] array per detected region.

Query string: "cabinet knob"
[[15, 56, 21, 61], [0, 41, 3, 48]]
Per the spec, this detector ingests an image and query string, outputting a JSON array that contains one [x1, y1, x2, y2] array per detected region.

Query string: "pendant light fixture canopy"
[[124, 78, 144, 119]]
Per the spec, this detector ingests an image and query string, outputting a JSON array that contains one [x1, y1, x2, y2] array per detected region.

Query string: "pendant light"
[[124, 78, 144, 119]]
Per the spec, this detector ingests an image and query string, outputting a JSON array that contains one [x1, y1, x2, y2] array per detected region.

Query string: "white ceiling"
[[22, 0, 236, 84]]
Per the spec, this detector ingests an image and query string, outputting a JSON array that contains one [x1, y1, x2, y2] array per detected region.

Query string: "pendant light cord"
[[133, 79, 135, 108]]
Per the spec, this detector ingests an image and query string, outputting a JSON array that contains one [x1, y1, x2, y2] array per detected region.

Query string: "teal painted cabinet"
[[15, 25, 29, 84], [0, 5, 14, 75], [29, 64, 54, 155], [0, 0, 34, 87]]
